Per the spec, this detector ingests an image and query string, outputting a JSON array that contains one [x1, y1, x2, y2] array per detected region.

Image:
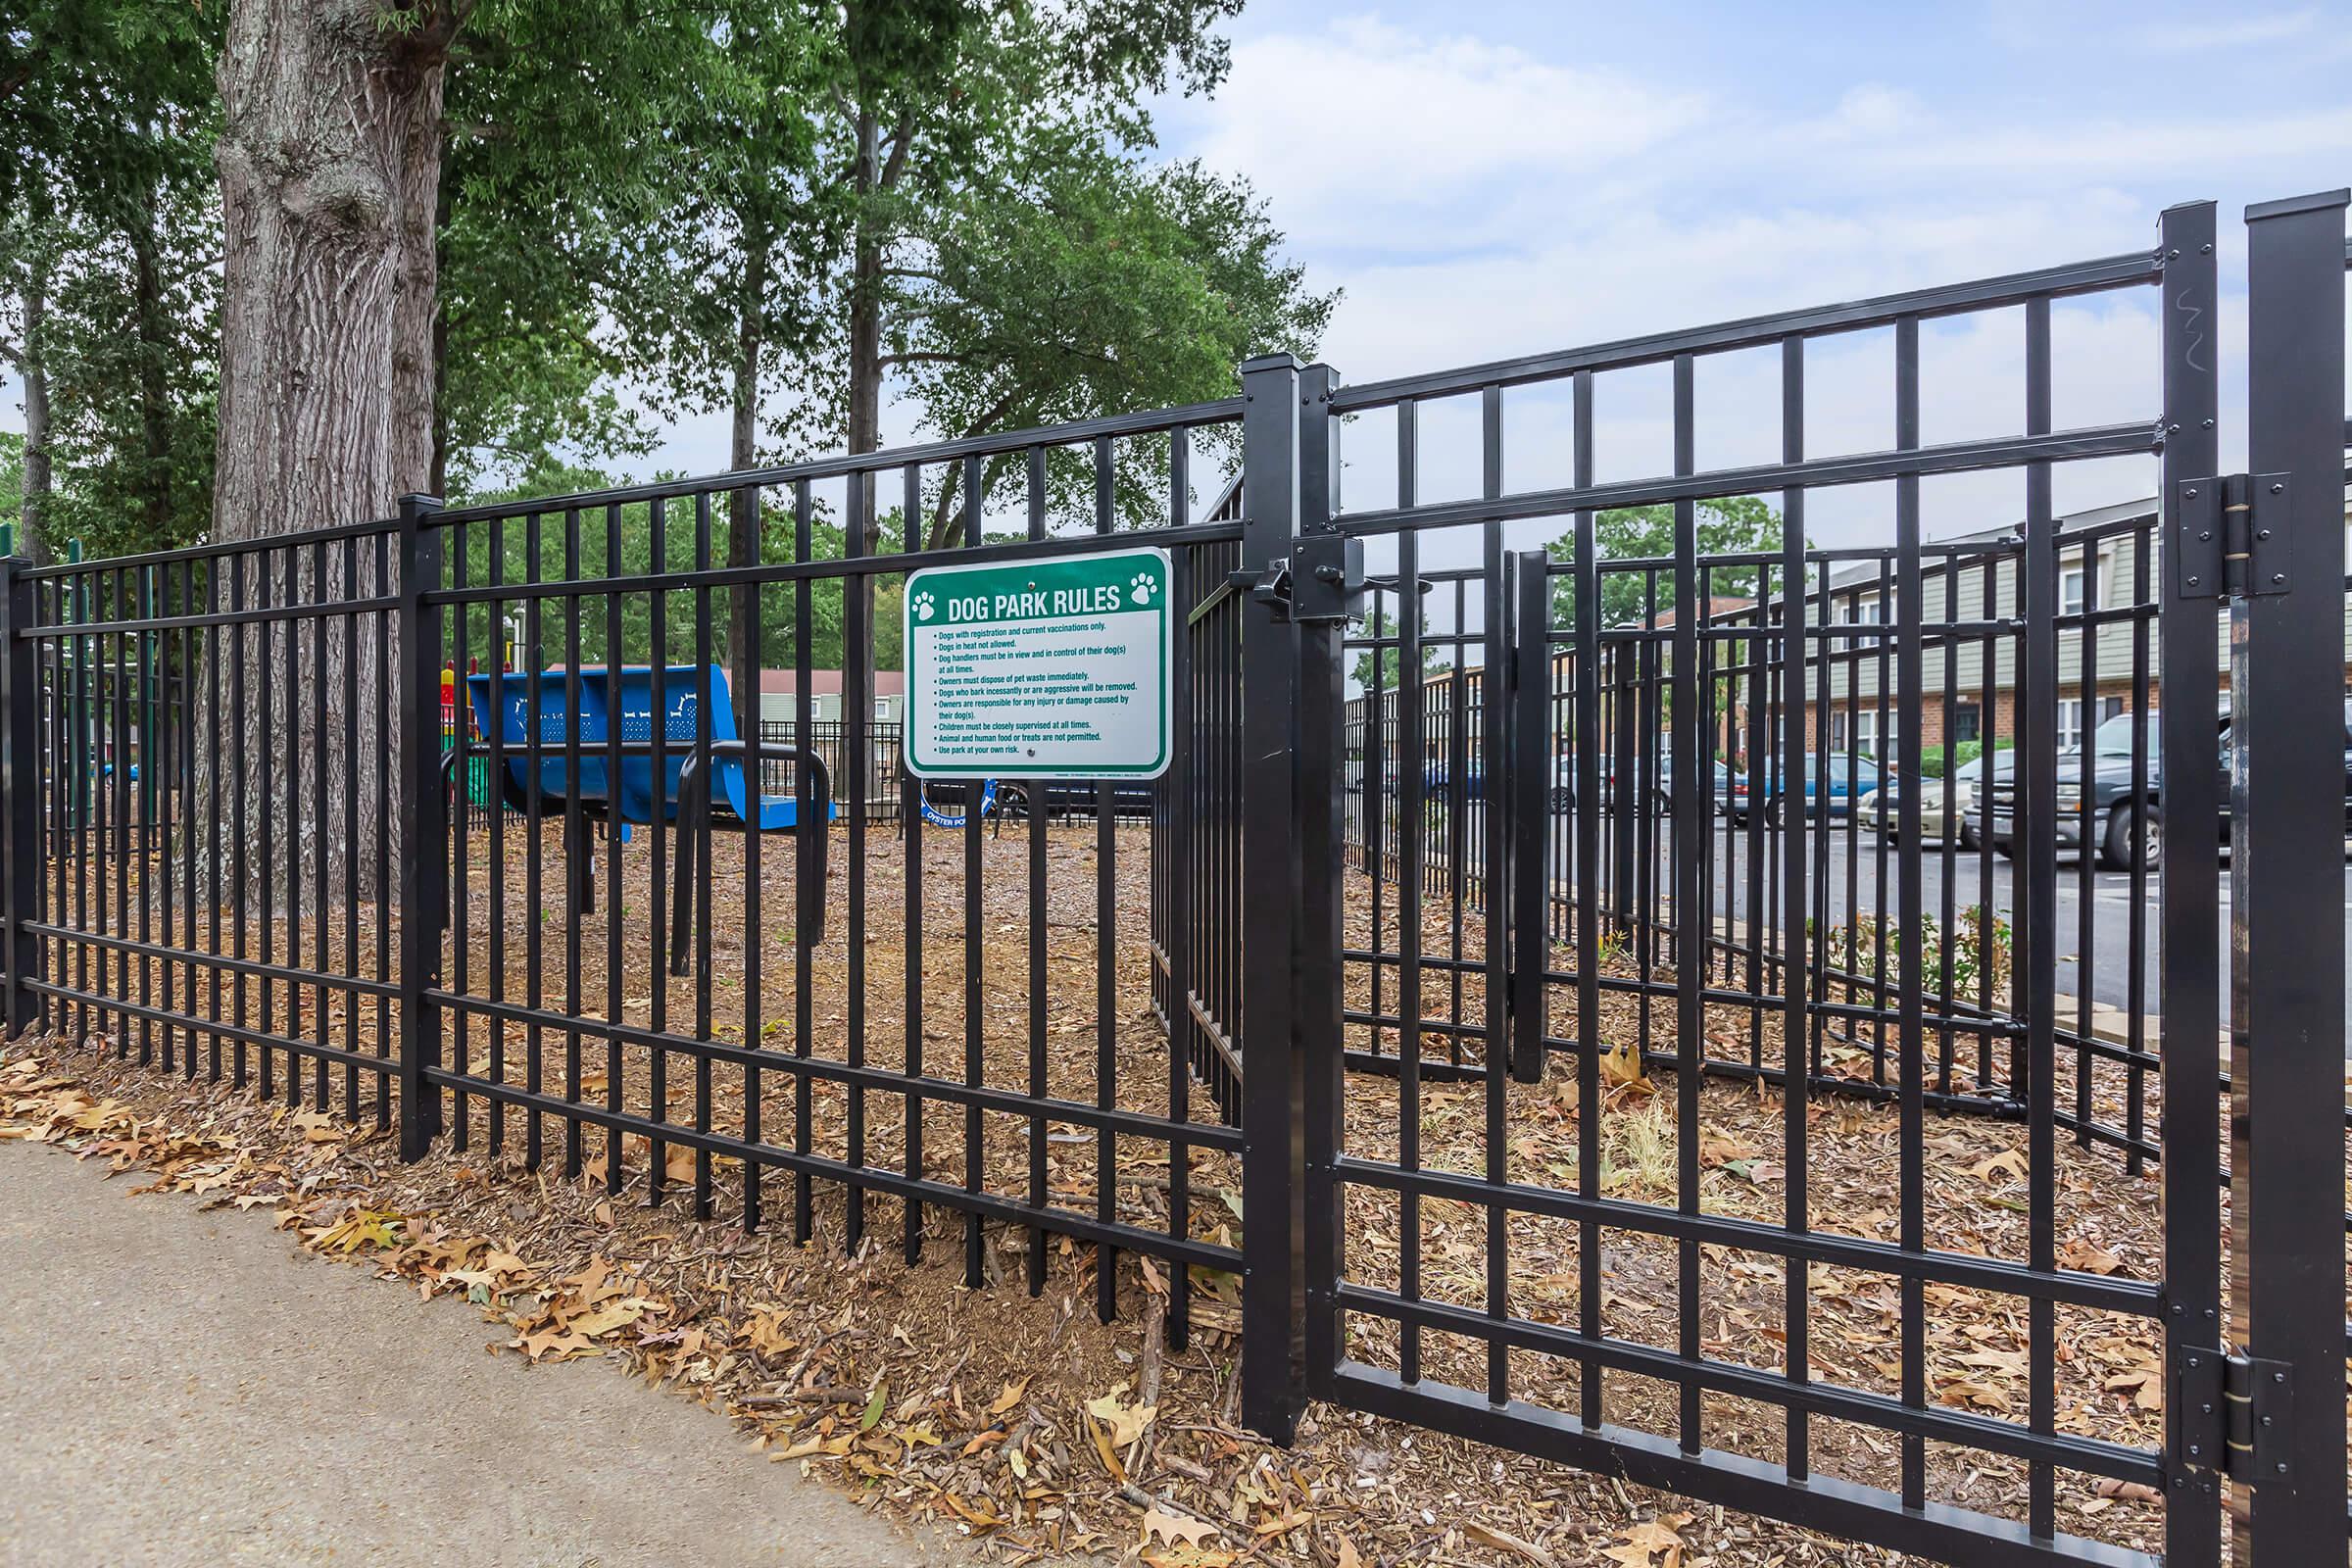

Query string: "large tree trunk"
[[205, 0, 455, 906]]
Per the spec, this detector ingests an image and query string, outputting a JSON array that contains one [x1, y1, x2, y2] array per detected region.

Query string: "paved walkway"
[[0, 1140, 942, 1567]]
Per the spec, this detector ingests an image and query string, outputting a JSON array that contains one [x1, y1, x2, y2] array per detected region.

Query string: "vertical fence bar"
[[1892, 318, 1927, 1510], [1298, 361, 1347, 1395], [1511, 553, 1547, 1084], [1776, 337, 1809, 1480], [1570, 370, 1602, 1432], [2156, 198, 2225, 1568], [0, 551, 36, 1037], [1238, 351, 1305, 1442], [1396, 402, 1426, 1390], [2022, 296, 2062, 1543], [1669, 353, 1703, 1453], [397, 494, 448, 1160], [2231, 186, 2348, 1559]]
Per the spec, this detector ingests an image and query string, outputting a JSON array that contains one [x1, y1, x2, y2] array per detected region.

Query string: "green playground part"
[[440, 732, 498, 807]]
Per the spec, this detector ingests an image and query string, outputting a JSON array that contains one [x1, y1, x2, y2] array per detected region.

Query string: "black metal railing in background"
[[1340, 509, 2173, 1166], [757, 719, 899, 820]]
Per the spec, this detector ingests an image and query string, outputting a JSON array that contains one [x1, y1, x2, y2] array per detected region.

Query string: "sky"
[[8, 1, 2350, 567], [1126, 0, 2352, 559]]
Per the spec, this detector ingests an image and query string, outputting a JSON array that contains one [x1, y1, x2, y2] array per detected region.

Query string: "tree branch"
[[878, 108, 917, 190]]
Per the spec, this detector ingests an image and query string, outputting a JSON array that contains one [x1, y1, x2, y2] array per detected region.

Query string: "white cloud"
[[1147, 11, 2307, 564], [1161, 16, 1709, 254], [2133, 8, 2316, 52]]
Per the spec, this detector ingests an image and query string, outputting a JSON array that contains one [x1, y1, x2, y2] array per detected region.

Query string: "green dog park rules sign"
[[903, 546, 1174, 780]]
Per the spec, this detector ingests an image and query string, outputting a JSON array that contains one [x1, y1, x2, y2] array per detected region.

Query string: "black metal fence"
[[1342, 503, 2174, 1167], [2, 191, 2347, 1568]]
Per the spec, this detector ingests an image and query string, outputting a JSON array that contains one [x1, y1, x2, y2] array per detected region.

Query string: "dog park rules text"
[[903, 546, 1173, 779]]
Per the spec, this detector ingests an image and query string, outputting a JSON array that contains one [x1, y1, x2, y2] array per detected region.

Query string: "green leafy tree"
[[0, 430, 24, 536], [789, 1, 1252, 463], [2, 0, 220, 560], [1546, 497, 1788, 628], [448, 463, 907, 678], [1349, 606, 1449, 695], [891, 140, 1334, 546], [433, 7, 737, 497]]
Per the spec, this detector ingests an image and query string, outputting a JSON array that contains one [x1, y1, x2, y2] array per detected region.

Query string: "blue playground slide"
[[464, 662, 834, 830]]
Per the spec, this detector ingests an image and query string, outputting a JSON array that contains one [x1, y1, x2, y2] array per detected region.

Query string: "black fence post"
[[397, 494, 448, 1161], [0, 550, 38, 1038], [1237, 351, 1306, 1443], [1297, 361, 1347, 1396], [2230, 187, 2347, 1559], [2154, 198, 2224, 1568]]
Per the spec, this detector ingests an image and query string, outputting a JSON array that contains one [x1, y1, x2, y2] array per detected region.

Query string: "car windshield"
[[2090, 712, 2150, 756]]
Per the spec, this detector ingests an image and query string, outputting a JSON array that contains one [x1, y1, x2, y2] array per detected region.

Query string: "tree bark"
[[205, 0, 457, 905]]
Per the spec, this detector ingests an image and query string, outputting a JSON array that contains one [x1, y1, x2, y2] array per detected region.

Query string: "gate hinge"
[[2173, 1347, 2292, 1484], [2177, 472, 2290, 599]]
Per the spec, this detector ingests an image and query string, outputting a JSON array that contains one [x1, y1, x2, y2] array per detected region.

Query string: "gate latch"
[[1230, 557, 1295, 621], [2173, 1346, 2292, 1484], [1227, 535, 1366, 624], [1287, 534, 1366, 624], [2177, 472, 2290, 599]]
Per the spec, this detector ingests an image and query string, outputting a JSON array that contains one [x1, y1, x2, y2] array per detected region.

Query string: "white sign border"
[[901, 544, 1174, 782]]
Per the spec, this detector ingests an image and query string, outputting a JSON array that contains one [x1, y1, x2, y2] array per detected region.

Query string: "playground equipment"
[[916, 777, 998, 828], [453, 662, 833, 966]]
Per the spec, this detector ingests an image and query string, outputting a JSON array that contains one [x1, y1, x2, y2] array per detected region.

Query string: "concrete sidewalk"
[[0, 1140, 941, 1568]]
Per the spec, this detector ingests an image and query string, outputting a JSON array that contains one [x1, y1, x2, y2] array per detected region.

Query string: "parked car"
[[1856, 754, 1984, 847], [1976, 705, 2348, 870], [1423, 760, 1485, 802], [1424, 760, 1579, 808], [997, 780, 1157, 819], [1729, 755, 1881, 824], [1588, 756, 1739, 814]]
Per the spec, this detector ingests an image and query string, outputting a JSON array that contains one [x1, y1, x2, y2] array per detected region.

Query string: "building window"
[[2057, 697, 2084, 751], [1853, 709, 1882, 758], [2060, 563, 2086, 617], [1953, 703, 1982, 745]]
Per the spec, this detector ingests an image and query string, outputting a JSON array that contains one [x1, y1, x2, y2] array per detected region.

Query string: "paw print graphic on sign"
[[911, 590, 937, 622], [1130, 571, 1156, 605]]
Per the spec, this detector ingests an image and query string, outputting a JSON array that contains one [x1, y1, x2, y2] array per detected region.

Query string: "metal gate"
[[1233, 192, 2351, 1566]]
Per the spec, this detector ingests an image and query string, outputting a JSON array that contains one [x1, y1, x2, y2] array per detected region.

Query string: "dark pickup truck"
[[1982, 701, 2352, 869]]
